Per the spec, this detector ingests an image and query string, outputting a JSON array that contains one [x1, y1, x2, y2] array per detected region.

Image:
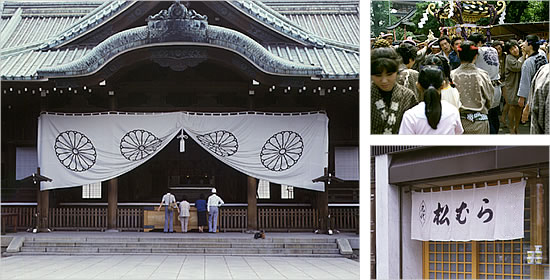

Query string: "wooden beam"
[[37, 188, 50, 232], [422, 242, 429, 279], [107, 179, 118, 230], [530, 177, 545, 279], [107, 93, 119, 231], [317, 190, 328, 232], [471, 241, 478, 279], [247, 176, 257, 231]]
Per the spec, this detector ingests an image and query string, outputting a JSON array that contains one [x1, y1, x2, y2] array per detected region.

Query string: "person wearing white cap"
[[207, 188, 224, 233]]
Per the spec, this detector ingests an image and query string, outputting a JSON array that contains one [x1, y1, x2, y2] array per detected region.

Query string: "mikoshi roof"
[[0, 1, 359, 81]]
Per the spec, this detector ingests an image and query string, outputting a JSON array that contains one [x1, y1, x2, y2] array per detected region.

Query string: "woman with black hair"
[[423, 54, 461, 109], [450, 40, 494, 134], [396, 42, 419, 98], [503, 40, 524, 134], [195, 193, 208, 233], [371, 47, 418, 134], [398, 66, 463, 134]]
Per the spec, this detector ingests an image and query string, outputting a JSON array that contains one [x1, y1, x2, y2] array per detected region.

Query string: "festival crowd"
[[371, 32, 549, 134]]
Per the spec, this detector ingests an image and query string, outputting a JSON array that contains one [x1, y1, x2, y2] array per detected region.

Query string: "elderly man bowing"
[[207, 188, 224, 233], [157, 191, 177, 233]]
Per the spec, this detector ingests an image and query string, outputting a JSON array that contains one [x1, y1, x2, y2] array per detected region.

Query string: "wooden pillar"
[[107, 92, 119, 231], [247, 176, 257, 231], [107, 179, 118, 230], [316, 189, 329, 232], [471, 241, 478, 279], [37, 92, 50, 232], [530, 176, 545, 279], [37, 187, 49, 232], [422, 242, 429, 279]]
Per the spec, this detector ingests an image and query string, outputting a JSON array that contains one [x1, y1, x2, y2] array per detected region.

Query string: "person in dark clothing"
[[449, 37, 462, 70], [195, 193, 208, 233]]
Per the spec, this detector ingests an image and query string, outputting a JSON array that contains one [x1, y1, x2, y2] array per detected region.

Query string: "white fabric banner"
[[411, 181, 526, 241], [38, 112, 328, 192]]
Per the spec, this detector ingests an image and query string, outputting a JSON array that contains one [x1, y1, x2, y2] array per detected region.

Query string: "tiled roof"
[[1, 43, 359, 80], [2, 15, 82, 49], [283, 13, 359, 46], [266, 1, 360, 46], [0, 17, 10, 33], [230, 1, 326, 48], [266, 44, 358, 78], [1, 47, 93, 80], [37, 1, 130, 50], [0, 1, 104, 53], [0, 1, 359, 80]]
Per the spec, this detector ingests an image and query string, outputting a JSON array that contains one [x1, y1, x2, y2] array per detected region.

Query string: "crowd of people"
[[158, 188, 224, 233], [371, 32, 549, 134]]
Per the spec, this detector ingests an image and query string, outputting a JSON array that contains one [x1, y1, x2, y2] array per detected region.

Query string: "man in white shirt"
[[157, 192, 176, 233], [207, 188, 224, 233]]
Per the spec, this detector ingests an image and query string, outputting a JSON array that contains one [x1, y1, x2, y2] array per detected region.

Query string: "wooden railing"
[[49, 208, 107, 230], [1, 206, 357, 232], [1, 207, 142, 231], [219, 207, 247, 232], [117, 208, 143, 231], [1, 207, 36, 229], [329, 207, 359, 231], [259, 207, 318, 231]]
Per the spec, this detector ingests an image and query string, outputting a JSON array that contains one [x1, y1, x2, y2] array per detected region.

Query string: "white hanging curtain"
[[181, 112, 328, 191], [38, 112, 184, 190], [411, 180, 526, 241], [38, 111, 328, 192]]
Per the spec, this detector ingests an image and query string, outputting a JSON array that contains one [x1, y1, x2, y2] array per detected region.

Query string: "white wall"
[[401, 188, 423, 279], [376, 155, 401, 279]]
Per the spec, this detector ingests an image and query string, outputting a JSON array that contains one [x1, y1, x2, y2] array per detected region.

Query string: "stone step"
[[12, 252, 344, 257], [20, 246, 340, 255], [24, 241, 337, 249], [17, 236, 344, 257], [24, 237, 337, 243]]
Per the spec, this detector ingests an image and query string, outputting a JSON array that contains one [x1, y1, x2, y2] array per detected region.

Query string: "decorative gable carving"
[[147, 1, 208, 43], [37, 2, 322, 79], [151, 49, 207, 72]]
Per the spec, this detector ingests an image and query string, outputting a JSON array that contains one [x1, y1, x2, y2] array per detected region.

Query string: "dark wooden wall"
[[1, 57, 358, 205]]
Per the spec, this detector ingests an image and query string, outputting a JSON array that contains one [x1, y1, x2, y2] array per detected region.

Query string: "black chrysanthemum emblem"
[[197, 130, 238, 157], [260, 131, 303, 171], [120, 129, 162, 161], [54, 130, 97, 172]]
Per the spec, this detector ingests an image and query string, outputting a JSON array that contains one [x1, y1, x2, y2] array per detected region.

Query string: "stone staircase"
[[14, 236, 344, 257]]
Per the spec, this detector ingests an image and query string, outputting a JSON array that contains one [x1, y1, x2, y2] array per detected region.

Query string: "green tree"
[[504, 1, 529, 23], [394, 26, 414, 41], [520, 0, 550, 22], [370, 1, 399, 38], [505, 0, 549, 23]]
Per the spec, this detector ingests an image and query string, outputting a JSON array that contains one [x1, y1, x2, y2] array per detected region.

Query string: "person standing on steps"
[[207, 188, 224, 233], [195, 193, 208, 233], [178, 195, 191, 233], [157, 191, 176, 233]]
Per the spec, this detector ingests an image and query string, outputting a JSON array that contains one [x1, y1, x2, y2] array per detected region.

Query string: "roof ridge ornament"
[[146, 1, 209, 42], [147, 1, 208, 22]]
